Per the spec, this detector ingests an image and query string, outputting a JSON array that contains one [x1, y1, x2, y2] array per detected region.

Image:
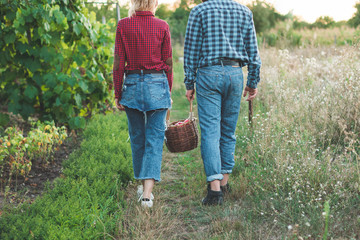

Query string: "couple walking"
[[113, 0, 261, 207]]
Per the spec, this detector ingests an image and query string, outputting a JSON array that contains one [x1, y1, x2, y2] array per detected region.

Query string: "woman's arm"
[[113, 21, 126, 100], [162, 24, 173, 91]]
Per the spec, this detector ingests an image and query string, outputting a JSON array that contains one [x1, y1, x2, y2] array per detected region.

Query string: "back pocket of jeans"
[[149, 81, 166, 100], [122, 79, 137, 101]]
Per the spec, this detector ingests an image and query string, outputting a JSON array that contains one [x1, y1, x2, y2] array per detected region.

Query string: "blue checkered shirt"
[[184, 0, 261, 90]]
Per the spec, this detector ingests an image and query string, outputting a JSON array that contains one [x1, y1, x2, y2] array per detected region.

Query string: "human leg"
[[219, 68, 243, 187], [125, 107, 146, 179], [140, 109, 167, 181], [196, 67, 225, 205], [196, 68, 224, 184]]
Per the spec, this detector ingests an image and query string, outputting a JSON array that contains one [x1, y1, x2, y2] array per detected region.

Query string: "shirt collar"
[[135, 11, 154, 16]]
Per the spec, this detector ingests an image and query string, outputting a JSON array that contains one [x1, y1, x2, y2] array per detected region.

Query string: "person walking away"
[[113, 0, 173, 208], [184, 0, 261, 205]]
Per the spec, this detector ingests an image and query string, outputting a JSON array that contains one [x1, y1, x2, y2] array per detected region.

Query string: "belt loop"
[[162, 70, 166, 77], [140, 69, 144, 82], [220, 60, 224, 67]]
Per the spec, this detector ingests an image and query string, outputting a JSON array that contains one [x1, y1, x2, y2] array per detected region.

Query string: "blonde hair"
[[128, 0, 158, 17]]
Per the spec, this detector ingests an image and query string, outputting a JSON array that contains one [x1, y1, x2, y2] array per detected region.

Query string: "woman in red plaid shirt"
[[113, 0, 173, 208]]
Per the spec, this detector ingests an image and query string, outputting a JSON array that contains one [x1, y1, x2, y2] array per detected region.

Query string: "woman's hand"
[[115, 98, 125, 111]]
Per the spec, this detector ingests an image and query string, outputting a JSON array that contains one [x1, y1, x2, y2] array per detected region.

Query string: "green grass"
[[1, 45, 359, 239], [0, 113, 133, 239], [118, 48, 359, 239]]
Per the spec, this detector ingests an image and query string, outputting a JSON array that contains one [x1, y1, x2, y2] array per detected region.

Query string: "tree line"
[[87, 0, 360, 45]]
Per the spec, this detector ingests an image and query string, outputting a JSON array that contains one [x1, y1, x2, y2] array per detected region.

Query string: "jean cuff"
[[135, 177, 161, 182], [206, 174, 224, 182], [221, 169, 232, 174]]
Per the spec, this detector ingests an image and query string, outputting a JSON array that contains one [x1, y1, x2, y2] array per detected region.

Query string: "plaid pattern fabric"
[[184, 0, 261, 90], [113, 11, 173, 99]]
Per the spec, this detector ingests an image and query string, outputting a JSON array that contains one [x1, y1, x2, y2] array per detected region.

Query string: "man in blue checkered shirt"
[[184, 0, 261, 205]]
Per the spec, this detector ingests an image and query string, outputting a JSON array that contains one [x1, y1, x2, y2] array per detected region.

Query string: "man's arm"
[[244, 12, 261, 90], [184, 9, 202, 91]]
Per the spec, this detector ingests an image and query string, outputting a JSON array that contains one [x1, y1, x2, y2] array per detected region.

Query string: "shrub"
[[0, 121, 67, 181], [0, 0, 115, 129]]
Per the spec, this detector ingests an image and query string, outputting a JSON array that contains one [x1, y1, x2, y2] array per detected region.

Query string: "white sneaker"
[[140, 198, 153, 208], [137, 185, 154, 200]]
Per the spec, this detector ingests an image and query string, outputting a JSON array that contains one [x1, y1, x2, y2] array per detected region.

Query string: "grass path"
[[118, 148, 257, 240]]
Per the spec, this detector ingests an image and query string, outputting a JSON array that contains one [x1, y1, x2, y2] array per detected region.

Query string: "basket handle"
[[189, 101, 194, 120], [166, 109, 171, 126], [167, 101, 194, 125]]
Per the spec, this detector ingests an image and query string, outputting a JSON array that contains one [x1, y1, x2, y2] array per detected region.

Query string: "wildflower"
[[305, 222, 311, 227], [288, 225, 292, 230]]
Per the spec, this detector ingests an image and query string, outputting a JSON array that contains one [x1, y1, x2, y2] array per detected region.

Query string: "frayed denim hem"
[[134, 177, 161, 182], [221, 169, 232, 174], [206, 174, 224, 182]]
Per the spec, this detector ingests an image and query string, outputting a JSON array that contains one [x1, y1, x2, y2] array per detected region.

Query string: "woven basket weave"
[[165, 103, 199, 153]]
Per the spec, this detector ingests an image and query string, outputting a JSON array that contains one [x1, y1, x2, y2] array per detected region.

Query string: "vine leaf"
[[24, 85, 38, 100]]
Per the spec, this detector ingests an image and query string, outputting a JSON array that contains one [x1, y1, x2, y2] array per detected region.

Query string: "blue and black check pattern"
[[184, 0, 261, 90]]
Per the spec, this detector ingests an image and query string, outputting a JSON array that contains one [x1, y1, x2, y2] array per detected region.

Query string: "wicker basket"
[[165, 102, 199, 153]]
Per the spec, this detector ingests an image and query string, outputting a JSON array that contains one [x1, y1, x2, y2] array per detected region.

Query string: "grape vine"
[[0, 0, 115, 129]]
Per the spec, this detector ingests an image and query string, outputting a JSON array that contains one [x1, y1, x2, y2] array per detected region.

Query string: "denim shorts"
[[120, 72, 171, 112]]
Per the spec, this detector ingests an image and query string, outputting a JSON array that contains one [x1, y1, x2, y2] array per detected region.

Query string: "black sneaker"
[[207, 183, 231, 196], [202, 188, 223, 206], [220, 183, 231, 196]]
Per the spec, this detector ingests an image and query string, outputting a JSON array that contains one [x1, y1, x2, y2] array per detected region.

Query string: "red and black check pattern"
[[113, 11, 173, 99]]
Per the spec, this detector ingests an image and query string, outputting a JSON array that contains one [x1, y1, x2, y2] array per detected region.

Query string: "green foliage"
[[293, 19, 312, 29], [0, 121, 67, 180], [348, 2, 360, 28], [313, 16, 336, 29], [0, 113, 133, 239], [167, 0, 191, 45], [248, 0, 285, 34], [0, 113, 10, 127], [0, 0, 114, 128], [156, 4, 173, 20], [85, 1, 129, 23]]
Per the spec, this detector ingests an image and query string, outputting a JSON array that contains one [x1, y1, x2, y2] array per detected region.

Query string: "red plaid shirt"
[[113, 11, 173, 99]]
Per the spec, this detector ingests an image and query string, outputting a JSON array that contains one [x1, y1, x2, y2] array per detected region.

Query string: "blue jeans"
[[120, 71, 171, 112], [125, 108, 167, 182], [121, 72, 171, 181], [196, 65, 244, 182]]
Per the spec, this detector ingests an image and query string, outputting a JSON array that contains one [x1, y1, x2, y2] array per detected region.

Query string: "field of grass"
[[1, 44, 359, 239], [261, 24, 359, 48], [119, 45, 360, 239]]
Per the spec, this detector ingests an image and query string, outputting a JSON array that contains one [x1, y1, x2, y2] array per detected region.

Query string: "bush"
[[0, 0, 115, 129], [0, 121, 67, 181], [0, 113, 133, 239]]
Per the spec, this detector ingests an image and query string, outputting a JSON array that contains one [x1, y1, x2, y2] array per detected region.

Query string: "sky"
[[156, 0, 358, 23]]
